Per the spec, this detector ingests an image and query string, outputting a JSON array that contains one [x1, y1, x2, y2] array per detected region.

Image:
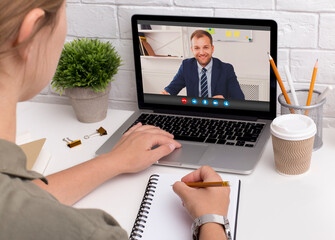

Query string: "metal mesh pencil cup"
[[278, 89, 326, 151]]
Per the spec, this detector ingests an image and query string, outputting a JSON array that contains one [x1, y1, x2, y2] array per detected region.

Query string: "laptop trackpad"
[[158, 142, 208, 165]]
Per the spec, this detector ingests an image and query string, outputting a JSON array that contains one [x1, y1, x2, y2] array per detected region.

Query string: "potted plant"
[[52, 38, 122, 123]]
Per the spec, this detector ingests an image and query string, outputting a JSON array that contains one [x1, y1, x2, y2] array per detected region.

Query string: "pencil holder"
[[278, 89, 326, 151]]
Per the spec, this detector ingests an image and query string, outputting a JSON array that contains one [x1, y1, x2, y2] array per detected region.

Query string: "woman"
[[0, 1, 230, 239]]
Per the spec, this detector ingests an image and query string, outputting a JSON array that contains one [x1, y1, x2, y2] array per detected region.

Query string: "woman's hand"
[[105, 123, 181, 174], [173, 166, 230, 219]]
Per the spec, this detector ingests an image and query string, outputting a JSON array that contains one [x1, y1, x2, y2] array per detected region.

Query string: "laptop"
[[96, 14, 278, 174]]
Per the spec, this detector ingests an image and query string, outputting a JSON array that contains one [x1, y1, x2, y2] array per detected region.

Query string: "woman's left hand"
[[104, 123, 181, 174]]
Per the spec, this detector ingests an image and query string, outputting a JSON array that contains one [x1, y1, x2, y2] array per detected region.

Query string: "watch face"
[[223, 220, 232, 240], [225, 226, 232, 240], [191, 219, 201, 240]]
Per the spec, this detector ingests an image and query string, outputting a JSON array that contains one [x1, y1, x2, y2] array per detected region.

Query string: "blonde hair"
[[0, 0, 64, 56]]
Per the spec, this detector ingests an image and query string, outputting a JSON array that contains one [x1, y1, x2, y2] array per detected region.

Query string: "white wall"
[[34, 0, 335, 127]]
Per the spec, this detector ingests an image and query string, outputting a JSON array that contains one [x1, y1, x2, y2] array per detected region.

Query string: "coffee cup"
[[270, 114, 317, 175]]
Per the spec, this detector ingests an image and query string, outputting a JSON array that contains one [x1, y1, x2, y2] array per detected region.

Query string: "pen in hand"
[[186, 181, 230, 188]]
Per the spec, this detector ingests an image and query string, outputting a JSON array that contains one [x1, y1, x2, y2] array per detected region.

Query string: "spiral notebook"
[[130, 173, 240, 240]]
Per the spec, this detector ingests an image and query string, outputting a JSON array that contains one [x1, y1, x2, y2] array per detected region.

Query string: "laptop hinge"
[[152, 109, 258, 121]]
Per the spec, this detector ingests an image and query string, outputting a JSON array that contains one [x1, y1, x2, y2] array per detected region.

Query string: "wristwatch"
[[192, 214, 232, 240]]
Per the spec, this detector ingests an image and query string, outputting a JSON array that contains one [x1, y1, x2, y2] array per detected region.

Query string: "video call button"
[[213, 100, 219, 106]]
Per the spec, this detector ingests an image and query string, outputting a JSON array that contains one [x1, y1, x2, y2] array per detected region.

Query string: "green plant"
[[52, 38, 122, 93]]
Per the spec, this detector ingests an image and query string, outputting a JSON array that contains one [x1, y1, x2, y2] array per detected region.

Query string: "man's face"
[[191, 36, 214, 67]]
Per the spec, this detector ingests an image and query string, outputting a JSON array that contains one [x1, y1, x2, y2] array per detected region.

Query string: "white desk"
[[17, 102, 335, 240]]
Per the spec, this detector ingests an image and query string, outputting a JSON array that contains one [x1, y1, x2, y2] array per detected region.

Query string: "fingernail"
[[169, 143, 176, 151]]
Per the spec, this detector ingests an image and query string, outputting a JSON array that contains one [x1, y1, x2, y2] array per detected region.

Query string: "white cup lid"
[[270, 114, 317, 141]]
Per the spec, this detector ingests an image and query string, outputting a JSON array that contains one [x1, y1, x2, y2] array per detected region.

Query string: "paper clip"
[[63, 137, 81, 148], [84, 127, 108, 139]]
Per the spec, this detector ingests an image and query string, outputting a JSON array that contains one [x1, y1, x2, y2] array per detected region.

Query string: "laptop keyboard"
[[128, 113, 265, 147]]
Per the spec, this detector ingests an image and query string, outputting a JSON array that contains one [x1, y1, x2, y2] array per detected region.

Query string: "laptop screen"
[[131, 15, 277, 120]]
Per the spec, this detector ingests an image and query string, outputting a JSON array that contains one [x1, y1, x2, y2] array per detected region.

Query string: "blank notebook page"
[[131, 173, 240, 240]]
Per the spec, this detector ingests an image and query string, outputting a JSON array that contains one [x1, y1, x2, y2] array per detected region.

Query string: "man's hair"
[[190, 30, 213, 45]]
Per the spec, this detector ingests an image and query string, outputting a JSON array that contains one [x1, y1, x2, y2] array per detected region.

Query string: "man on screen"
[[160, 30, 245, 100]]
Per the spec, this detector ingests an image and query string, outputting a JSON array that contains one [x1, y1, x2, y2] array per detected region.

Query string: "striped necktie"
[[200, 67, 208, 98]]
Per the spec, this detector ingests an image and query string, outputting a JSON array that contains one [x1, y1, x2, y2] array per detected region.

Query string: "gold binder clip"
[[84, 127, 108, 139], [63, 137, 81, 148]]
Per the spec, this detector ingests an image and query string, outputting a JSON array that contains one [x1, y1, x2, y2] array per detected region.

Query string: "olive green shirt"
[[0, 139, 128, 240]]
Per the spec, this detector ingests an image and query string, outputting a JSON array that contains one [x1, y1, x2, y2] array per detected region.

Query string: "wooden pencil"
[[268, 53, 295, 114], [186, 181, 230, 188], [305, 59, 318, 115]]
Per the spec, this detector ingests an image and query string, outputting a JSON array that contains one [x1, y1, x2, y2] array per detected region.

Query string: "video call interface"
[[137, 20, 272, 112]]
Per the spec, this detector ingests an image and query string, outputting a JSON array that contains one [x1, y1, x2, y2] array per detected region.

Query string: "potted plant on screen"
[[52, 38, 122, 123]]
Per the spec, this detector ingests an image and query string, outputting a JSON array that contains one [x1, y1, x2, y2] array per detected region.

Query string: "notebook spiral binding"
[[129, 174, 159, 240]]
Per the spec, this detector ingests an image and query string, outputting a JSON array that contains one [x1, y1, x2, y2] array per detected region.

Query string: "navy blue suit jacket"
[[164, 57, 245, 100]]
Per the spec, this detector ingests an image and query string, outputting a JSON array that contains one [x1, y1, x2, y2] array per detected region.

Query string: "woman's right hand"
[[172, 166, 230, 220]]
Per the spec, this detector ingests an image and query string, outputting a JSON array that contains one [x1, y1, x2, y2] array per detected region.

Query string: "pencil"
[[186, 181, 230, 188], [305, 59, 318, 115], [316, 86, 332, 104], [267, 53, 295, 114], [284, 65, 299, 106]]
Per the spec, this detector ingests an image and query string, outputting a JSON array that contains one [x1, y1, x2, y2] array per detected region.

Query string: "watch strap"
[[192, 214, 232, 240]]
